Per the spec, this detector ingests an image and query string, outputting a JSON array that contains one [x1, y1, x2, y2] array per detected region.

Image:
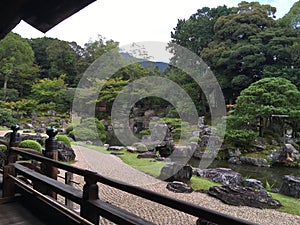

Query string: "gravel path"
[[66, 145, 300, 225]]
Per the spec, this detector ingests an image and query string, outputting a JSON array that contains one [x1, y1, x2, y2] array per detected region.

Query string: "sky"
[[13, 0, 299, 47]]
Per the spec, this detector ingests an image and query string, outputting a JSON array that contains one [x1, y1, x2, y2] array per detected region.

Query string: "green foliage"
[[0, 144, 7, 151], [189, 176, 222, 191], [0, 108, 17, 127], [48, 121, 61, 128], [31, 76, 67, 104], [0, 32, 36, 98], [56, 134, 71, 147], [0, 88, 19, 102], [139, 129, 150, 136], [270, 192, 300, 216], [132, 143, 148, 153], [71, 118, 106, 144], [188, 136, 201, 143], [229, 78, 300, 139], [224, 129, 258, 150], [170, 5, 235, 55], [152, 117, 193, 141], [13, 99, 39, 117], [19, 140, 42, 153], [66, 124, 74, 134]]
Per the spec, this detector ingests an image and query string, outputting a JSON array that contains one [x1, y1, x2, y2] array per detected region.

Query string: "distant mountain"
[[140, 61, 169, 71], [120, 52, 169, 71]]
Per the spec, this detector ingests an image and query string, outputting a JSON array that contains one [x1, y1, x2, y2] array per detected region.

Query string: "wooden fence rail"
[[1, 147, 259, 225]]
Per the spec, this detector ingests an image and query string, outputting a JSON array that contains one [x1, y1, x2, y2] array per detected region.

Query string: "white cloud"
[[13, 0, 298, 47]]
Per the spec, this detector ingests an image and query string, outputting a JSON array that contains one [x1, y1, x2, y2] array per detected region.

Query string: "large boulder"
[[240, 156, 269, 167], [279, 175, 300, 198], [242, 178, 265, 191], [208, 185, 282, 209], [57, 141, 76, 162], [158, 163, 193, 182], [269, 144, 300, 165], [195, 168, 243, 186]]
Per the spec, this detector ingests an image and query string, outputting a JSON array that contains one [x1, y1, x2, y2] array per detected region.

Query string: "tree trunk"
[[3, 74, 8, 101]]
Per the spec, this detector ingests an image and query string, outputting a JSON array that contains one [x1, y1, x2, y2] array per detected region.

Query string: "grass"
[[270, 192, 300, 216], [188, 176, 222, 191], [117, 151, 166, 177], [72, 142, 109, 154], [74, 142, 300, 216]]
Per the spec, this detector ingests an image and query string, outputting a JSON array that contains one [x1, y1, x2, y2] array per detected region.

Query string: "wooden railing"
[[1, 147, 259, 225]]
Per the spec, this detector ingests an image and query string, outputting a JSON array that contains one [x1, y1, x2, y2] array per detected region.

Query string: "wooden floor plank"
[[0, 201, 49, 225]]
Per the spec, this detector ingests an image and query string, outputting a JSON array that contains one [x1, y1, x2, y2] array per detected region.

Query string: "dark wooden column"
[[81, 171, 99, 224], [42, 127, 59, 199]]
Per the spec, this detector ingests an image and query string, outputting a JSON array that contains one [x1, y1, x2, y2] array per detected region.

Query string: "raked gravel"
[[65, 145, 300, 225]]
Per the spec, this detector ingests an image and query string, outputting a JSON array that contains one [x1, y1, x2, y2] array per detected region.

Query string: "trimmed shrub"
[[19, 140, 42, 153], [71, 118, 106, 144], [57, 134, 71, 147], [133, 143, 148, 153], [0, 144, 7, 151], [66, 124, 74, 134]]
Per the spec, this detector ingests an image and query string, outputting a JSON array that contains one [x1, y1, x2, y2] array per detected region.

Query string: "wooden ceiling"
[[0, 0, 96, 39]]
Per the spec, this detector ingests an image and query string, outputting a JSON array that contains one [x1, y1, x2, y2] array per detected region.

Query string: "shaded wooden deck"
[[0, 201, 49, 225], [0, 173, 49, 225]]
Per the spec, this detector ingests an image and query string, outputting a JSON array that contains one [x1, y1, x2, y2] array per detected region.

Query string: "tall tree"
[[170, 5, 235, 55], [229, 77, 300, 137], [0, 32, 35, 99]]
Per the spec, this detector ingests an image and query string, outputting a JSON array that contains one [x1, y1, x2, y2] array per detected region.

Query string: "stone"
[[108, 146, 125, 151], [171, 145, 193, 159], [150, 123, 168, 142], [279, 175, 300, 198], [228, 157, 241, 165], [228, 149, 241, 158], [166, 181, 193, 193], [110, 152, 124, 156], [158, 163, 193, 182], [137, 151, 156, 159], [269, 144, 300, 165], [195, 168, 243, 186], [57, 141, 76, 162], [126, 146, 137, 153], [242, 179, 265, 191], [21, 134, 45, 146], [208, 185, 282, 209], [240, 156, 269, 167]]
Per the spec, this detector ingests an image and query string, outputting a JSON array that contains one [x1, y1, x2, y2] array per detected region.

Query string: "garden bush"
[[19, 140, 42, 153], [71, 118, 106, 144], [0, 144, 7, 151], [56, 134, 71, 147]]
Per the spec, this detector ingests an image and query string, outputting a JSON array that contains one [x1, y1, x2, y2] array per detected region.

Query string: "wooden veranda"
[[0, 127, 259, 225]]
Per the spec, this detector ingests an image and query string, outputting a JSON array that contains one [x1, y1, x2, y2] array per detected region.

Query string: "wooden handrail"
[[8, 147, 259, 225]]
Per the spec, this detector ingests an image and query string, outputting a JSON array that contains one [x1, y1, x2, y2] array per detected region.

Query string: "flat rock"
[[166, 181, 193, 193], [108, 146, 125, 151], [208, 185, 282, 209], [137, 151, 156, 159], [195, 168, 242, 186]]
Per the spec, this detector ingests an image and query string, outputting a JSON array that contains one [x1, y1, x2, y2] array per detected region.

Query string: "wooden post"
[[42, 127, 59, 199], [80, 171, 99, 224], [65, 172, 74, 209], [7, 124, 21, 164], [2, 165, 15, 198]]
